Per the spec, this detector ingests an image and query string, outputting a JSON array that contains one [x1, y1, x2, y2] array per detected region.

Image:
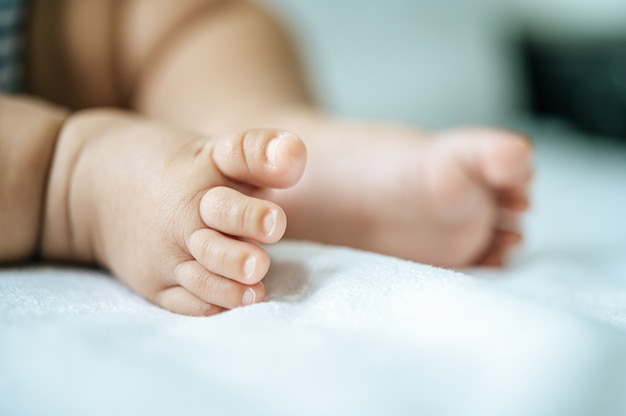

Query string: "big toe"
[[480, 132, 533, 187], [442, 127, 533, 188], [212, 129, 307, 189]]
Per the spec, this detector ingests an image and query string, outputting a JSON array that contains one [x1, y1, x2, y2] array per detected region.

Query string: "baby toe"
[[476, 230, 522, 267], [440, 128, 533, 188], [187, 228, 270, 283], [175, 260, 265, 309], [200, 186, 286, 244], [212, 129, 307, 189], [154, 286, 225, 317], [497, 185, 531, 212], [478, 131, 534, 187]]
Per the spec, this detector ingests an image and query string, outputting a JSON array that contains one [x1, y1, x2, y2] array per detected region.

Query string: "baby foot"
[[270, 117, 532, 268], [42, 110, 306, 315], [422, 127, 532, 266]]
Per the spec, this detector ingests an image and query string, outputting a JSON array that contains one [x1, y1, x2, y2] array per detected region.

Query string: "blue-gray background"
[[260, 0, 626, 128]]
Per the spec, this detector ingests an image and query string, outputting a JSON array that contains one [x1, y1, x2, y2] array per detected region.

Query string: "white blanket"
[[2, 123, 626, 416]]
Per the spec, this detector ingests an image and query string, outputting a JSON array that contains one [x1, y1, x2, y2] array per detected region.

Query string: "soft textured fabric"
[[0, 0, 28, 93], [1, 123, 626, 416]]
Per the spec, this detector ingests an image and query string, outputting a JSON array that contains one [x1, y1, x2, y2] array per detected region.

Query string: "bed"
[[2, 120, 626, 416]]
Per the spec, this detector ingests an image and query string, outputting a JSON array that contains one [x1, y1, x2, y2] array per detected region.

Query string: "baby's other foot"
[[426, 128, 532, 266], [43, 110, 306, 315], [269, 117, 532, 268]]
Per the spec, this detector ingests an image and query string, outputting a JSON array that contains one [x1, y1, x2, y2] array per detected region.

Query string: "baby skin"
[[37, 110, 530, 318], [268, 116, 532, 269], [115, 0, 532, 269], [41, 110, 307, 316], [2, 0, 533, 316], [1, 101, 530, 317]]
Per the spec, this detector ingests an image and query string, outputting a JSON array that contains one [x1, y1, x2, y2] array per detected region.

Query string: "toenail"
[[242, 288, 256, 306], [244, 256, 256, 279], [266, 134, 286, 168], [263, 209, 277, 236]]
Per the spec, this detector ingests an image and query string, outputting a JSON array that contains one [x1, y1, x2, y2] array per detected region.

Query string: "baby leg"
[[0, 94, 69, 261]]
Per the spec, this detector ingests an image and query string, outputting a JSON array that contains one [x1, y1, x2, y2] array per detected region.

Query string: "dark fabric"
[[522, 36, 626, 139], [0, 0, 28, 93]]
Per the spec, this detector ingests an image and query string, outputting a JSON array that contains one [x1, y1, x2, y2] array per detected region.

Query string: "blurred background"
[[259, 0, 626, 138]]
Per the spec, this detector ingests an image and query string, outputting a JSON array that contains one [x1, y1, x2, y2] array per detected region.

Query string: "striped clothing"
[[0, 0, 28, 93]]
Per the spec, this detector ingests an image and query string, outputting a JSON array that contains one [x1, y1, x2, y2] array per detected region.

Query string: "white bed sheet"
[[2, 122, 626, 416]]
